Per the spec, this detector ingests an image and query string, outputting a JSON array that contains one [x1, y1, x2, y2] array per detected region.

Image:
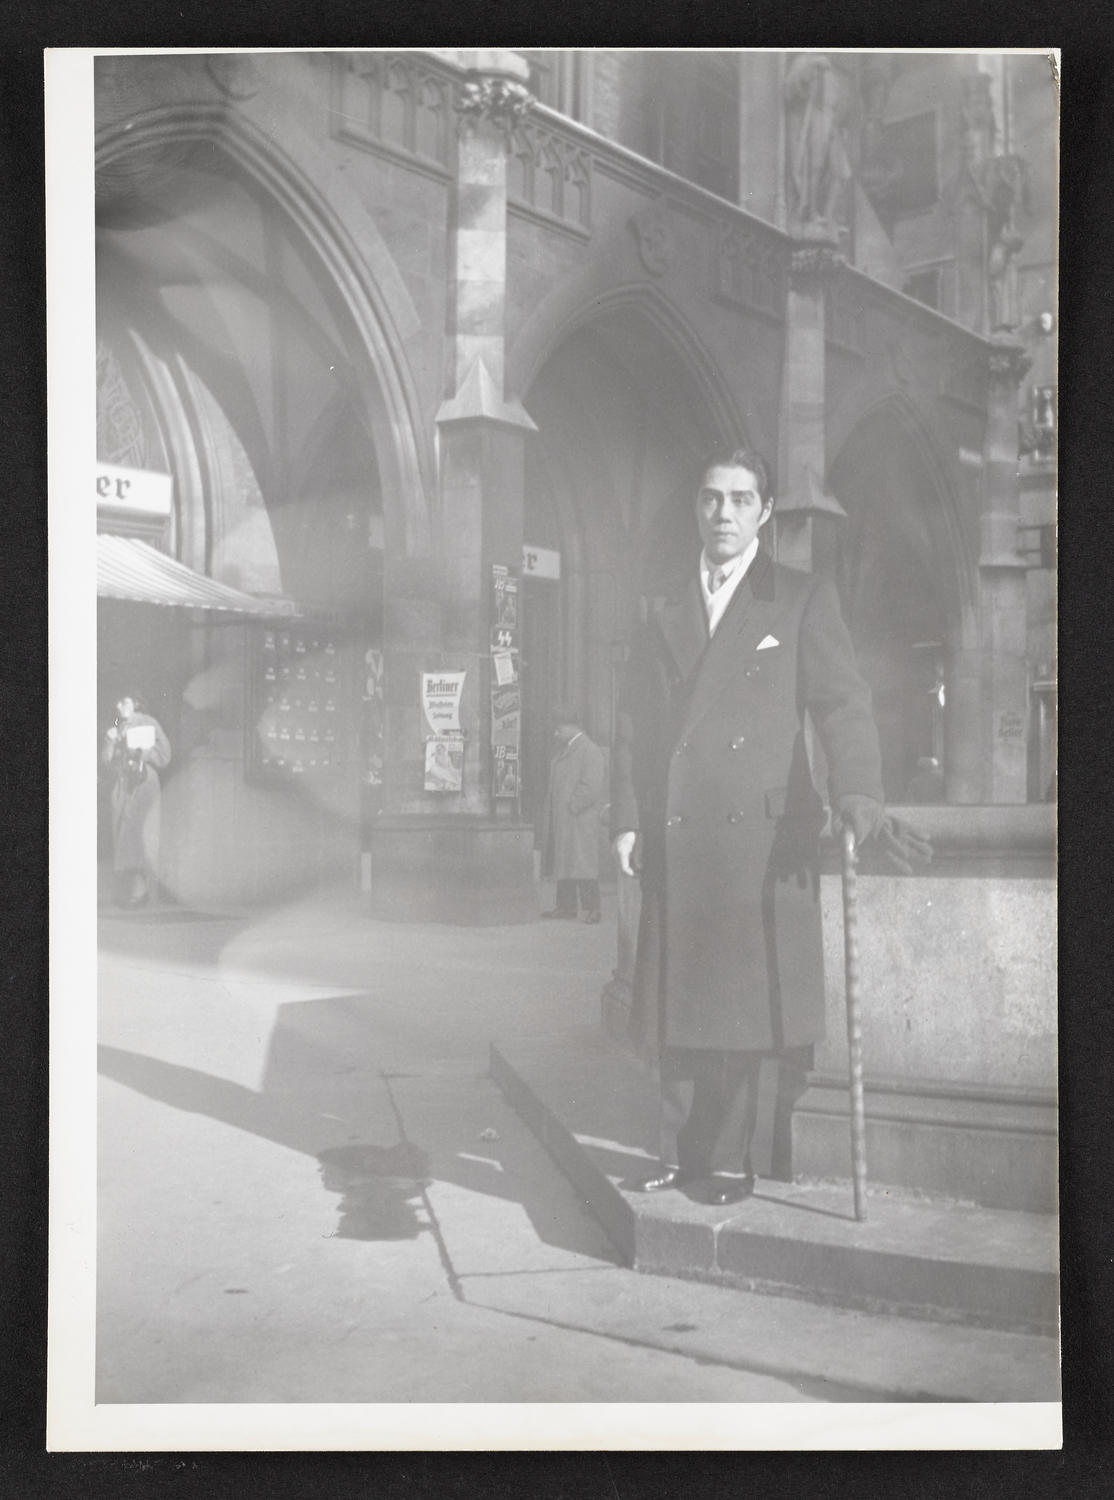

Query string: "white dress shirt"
[[699, 537, 760, 636]]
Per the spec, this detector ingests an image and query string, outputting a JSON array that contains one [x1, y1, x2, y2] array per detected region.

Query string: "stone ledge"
[[792, 1078, 1058, 1216], [490, 1034, 1059, 1334]]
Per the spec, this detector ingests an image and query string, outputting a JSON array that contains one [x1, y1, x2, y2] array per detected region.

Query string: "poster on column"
[[491, 563, 518, 651], [493, 744, 519, 799], [491, 682, 521, 799], [421, 670, 465, 735], [424, 733, 464, 793], [491, 564, 522, 799]]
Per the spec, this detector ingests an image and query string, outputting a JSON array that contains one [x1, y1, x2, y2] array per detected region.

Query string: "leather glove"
[[837, 795, 933, 876], [613, 830, 641, 877]]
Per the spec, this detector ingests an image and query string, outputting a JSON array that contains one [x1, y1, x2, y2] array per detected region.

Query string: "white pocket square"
[[756, 635, 780, 650]]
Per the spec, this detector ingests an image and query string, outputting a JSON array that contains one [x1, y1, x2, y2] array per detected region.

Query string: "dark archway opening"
[[521, 306, 730, 835], [96, 139, 388, 902]]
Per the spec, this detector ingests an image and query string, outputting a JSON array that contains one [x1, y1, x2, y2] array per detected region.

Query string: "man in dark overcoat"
[[540, 708, 606, 923], [610, 446, 926, 1205]]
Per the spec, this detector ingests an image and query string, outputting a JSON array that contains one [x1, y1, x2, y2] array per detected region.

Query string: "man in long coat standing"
[[610, 446, 926, 1205], [540, 708, 606, 923]]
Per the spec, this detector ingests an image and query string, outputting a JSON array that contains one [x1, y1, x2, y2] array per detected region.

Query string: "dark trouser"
[[659, 1047, 762, 1181], [555, 878, 600, 915]]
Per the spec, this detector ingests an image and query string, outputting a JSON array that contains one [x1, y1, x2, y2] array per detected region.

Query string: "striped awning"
[[97, 535, 301, 618]]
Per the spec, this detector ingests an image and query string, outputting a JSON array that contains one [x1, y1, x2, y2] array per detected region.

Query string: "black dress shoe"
[[705, 1174, 755, 1206], [540, 908, 578, 920], [635, 1166, 685, 1193]]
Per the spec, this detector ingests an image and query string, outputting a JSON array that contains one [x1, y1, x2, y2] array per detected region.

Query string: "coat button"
[[730, 736, 745, 750], [727, 812, 743, 824], [674, 740, 690, 754], [666, 815, 683, 828]]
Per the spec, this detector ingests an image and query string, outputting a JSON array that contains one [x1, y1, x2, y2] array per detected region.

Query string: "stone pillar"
[[775, 236, 846, 574], [370, 52, 540, 923], [976, 338, 1031, 803]]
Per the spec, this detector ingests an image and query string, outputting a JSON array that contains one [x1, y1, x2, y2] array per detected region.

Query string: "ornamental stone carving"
[[629, 199, 675, 276], [455, 74, 533, 134], [509, 120, 592, 230], [333, 53, 455, 171], [986, 337, 1031, 387], [789, 233, 844, 286], [715, 221, 786, 318]]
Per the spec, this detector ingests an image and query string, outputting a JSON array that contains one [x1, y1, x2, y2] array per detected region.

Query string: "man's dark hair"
[[697, 445, 775, 509]]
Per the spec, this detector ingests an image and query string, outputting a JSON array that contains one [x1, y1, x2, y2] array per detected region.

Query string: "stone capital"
[[788, 229, 845, 287], [985, 337, 1031, 388], [454, 73, 533, 137]]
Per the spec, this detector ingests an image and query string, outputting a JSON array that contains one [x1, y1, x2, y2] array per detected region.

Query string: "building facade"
[[93, 48, 1057, 1212], [95, 49, 1057, 917]]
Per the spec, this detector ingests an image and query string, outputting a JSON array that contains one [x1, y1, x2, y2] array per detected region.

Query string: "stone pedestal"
[[791, 804, 1057, 1211], [604, 806, 1057, 1207]]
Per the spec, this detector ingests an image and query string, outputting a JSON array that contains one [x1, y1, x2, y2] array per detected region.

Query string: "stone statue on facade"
[[983, 153, 1029, 332], [957, 72, 1030, 333], [784, 52, 853, 234]]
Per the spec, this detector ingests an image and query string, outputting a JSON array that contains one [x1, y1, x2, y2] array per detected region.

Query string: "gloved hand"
[[837, 795, 932, 876], [613, 830, 641, 877]]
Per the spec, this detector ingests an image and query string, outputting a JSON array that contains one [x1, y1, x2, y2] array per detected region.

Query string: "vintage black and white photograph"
[[47, 46, 1059, 1449]]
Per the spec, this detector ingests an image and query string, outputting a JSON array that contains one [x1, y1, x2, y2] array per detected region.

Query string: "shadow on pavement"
[[317, 1142, 432, 1241], [97, 994, 619, 1263]]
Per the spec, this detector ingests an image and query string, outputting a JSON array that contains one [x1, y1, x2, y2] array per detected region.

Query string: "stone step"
[[490, 1032, 1059, 1335]]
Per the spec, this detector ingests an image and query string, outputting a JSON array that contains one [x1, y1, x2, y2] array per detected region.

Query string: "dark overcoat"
[[541, 731, 606, 881], [610, 550, 882, 1054], [103, 712, 172, 874]]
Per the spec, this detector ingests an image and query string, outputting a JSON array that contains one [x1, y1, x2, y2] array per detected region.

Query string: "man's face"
[[116, 697, 136, 721], [696, 464, 772, 565]]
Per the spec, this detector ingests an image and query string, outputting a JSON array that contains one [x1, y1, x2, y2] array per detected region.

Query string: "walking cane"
[[841, 824, 868, 1222]]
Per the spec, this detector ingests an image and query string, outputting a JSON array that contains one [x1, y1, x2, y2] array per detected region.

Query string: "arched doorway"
[[519, 303, 735, 832], [95, 128, 399, 902], [827, 402, 966, 802]]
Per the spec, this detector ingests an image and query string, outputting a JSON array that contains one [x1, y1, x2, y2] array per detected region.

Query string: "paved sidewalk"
[[96, 882, 1060, 1407]]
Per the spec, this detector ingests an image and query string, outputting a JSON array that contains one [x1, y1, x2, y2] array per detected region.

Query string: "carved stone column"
[[775, 235, 844, 574], [370, 53, 540, 922]]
